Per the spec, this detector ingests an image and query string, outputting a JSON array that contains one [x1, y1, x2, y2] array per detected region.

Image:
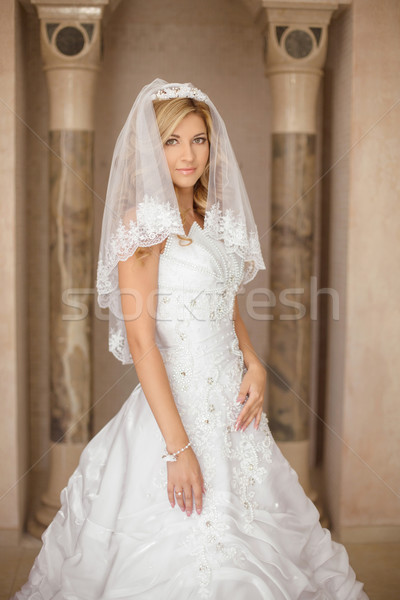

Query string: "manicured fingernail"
[[170, 502, 174, 508], [181, 506, 185, 511], [197, 508, 201, 514], [235, 422, 240, 431], [186, 511, 191, 516]]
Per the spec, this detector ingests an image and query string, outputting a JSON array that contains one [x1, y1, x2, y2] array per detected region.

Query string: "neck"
[[175, 186, 196, 217]]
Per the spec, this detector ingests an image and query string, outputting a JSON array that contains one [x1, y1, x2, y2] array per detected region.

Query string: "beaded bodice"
[[155, 220, 245, 352]]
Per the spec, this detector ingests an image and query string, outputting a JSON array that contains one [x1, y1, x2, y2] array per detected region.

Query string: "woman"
[[14, 79, 368, 599]]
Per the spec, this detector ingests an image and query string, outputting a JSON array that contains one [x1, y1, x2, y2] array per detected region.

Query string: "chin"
[[173, 176, 199, 189]]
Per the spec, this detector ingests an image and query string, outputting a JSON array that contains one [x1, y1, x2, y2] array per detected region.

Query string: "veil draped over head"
[[96, 78, 266, 364]]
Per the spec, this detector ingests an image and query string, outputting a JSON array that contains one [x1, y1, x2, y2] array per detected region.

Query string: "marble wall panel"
[[49, 131, 94, 443], [269, 133, 316, 442]]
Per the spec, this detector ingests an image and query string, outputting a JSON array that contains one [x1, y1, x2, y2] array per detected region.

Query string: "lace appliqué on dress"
[[159, 330, 272, 596], [224, 336, 273, 532]]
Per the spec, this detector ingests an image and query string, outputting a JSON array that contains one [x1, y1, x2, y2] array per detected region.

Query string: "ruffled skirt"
[[14, 333, 369, 599]]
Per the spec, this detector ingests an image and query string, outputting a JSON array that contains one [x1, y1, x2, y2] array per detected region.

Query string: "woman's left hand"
[[235, 363, 267, 432]]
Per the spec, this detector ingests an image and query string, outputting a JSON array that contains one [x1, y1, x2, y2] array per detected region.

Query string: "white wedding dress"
[[14, 221, 368, 600]]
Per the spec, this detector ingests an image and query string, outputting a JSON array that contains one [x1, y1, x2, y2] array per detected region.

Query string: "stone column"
[[27, 0, 109, 536], [261, 2, 337, 497]]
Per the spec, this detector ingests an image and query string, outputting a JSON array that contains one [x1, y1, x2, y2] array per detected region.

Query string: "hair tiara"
[[151, 83, 209, 103]]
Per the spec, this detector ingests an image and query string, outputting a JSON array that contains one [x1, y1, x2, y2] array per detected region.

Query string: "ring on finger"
[[176, 490, 183, 497]]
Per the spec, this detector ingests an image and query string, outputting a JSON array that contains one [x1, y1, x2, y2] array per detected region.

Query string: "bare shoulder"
[[118, 243, 161, 287]]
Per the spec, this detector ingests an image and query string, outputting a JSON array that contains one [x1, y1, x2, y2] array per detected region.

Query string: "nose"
[[180, 141, 195, 163]]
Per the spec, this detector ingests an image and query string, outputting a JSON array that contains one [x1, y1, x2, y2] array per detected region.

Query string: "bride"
[[14, 79, 368, 599]]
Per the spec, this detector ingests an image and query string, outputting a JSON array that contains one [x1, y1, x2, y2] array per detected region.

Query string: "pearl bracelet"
[[162, 441, 191, 462]]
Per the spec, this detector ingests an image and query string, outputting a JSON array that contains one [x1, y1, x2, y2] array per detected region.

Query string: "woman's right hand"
[[167, 447, 204, 516]]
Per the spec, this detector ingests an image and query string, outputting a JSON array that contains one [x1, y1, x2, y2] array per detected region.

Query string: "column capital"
[[25, 0, 121, 129], [259, 0, 348, 132], [29, 1, 108, 74], [261, 3, 340, 77]]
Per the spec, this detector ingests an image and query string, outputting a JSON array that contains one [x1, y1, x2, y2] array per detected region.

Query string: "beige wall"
[[0, 0, 28, 542], [324, 0, 400, 540]]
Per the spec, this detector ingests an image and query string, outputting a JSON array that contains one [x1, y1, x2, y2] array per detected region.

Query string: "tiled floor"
[[2, 535, 399, 599]]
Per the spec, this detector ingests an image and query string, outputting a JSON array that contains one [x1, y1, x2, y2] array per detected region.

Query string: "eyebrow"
[[169, 132, 207, 138]]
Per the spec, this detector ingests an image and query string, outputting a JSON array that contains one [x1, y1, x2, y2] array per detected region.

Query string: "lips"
[[177, 168, 196, 174]]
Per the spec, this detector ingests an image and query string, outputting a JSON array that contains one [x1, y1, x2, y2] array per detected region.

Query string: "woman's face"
[[163, 113, 209, 191]]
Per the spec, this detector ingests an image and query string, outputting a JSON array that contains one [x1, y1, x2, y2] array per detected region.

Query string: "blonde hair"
[[136, 97, 212, 260]]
